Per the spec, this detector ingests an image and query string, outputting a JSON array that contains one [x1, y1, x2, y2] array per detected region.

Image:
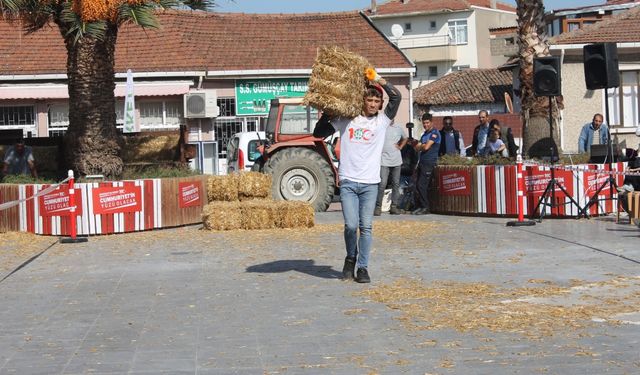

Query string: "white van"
[[226, 131, 265, 173]]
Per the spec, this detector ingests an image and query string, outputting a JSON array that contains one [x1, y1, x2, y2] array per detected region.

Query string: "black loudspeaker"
[[533, 56, 561, 96], [583, 43, 620, 90]]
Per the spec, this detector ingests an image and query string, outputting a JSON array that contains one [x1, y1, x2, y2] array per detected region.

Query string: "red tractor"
[[253, 97, 339, 212]]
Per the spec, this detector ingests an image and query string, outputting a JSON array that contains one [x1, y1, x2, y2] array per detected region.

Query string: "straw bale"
[[207, 174, 239, 202], [237, 172, 272, 201], [202, 202, 242, 231], [122, 134, 179, 163], [303, 45, 372, 118], [239, 200, 277, 230], [274, 201, 315, 228]]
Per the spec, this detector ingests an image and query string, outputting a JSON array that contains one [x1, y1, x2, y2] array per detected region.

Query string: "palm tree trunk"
[[517, 0, 562, 159], [61, 23, 123, 177]]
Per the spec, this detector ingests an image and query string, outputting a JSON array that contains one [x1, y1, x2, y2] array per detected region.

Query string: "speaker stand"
[[531, 96, 584, 221]]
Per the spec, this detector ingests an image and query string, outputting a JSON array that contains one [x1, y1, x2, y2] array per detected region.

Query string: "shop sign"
[[92, 185, 142, 215], [439, 170, 472, 196], [179, 182, 202, 208], [39, 186, 82, 216], [235, 78, 308, 116]]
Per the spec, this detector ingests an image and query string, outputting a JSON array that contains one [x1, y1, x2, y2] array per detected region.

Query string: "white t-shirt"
[[333, 112, 392, 184]]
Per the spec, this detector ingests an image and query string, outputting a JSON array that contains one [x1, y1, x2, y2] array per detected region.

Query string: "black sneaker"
[[342, 257, 356, 280], [373, 207, 382, 216], [355, 268, 371, 283], [411, 208, 429, 215], [389, 206, 405, 215]]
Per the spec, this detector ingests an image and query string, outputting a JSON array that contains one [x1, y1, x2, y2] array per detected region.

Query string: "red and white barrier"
[[0, 174, 211, 236], [436, 162, 627, 218]]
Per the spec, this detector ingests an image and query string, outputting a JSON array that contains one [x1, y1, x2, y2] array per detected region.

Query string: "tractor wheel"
[[263, 147, 335, 212]]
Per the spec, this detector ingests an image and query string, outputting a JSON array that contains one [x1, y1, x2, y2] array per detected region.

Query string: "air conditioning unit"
[[184, 90, 219, 118]]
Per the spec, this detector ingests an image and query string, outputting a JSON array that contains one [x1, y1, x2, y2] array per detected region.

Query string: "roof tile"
[[413, 68, 512, 105], [552, 5, 640, 44], [367, 0, 515, 16]]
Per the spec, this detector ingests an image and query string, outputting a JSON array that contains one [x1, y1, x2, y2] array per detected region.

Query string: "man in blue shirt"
[[578, 113, 608, 153], [3, 139, 37, 178], [409, 113, 441, 215]]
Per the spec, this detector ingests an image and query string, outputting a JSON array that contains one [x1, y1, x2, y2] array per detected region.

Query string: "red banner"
[[39, 186, 82, 216], [439, 170, 472, 196], [179, 181, 202, 208], [524, 168, 574, 197], [92, 185, 142, 215]]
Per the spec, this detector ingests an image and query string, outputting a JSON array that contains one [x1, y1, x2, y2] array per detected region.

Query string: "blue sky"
[[213, 0, 604, 13]]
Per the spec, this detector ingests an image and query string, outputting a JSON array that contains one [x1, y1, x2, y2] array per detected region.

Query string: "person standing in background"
[[438, 116, 465, 157], [409, 113, 440, 215], [374, 122, 408, 216]]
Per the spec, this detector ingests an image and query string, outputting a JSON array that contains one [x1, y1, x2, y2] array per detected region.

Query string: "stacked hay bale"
[[303, 45, 373, 118], [202, 171, 314, 231]]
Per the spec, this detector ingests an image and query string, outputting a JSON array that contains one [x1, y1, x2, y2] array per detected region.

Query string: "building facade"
[[366, 0, 516, 88]]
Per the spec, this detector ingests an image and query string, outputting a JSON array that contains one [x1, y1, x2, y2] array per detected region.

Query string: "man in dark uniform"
[[409, 113, 441, 215]]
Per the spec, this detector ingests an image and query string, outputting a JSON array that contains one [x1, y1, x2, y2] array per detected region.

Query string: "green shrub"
[[0, 174, 57, 184], [119, 164, 201, 180], [437, 154, 514, 166]]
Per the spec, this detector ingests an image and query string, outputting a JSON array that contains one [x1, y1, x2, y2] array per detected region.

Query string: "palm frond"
[[60, 3, 106, 43], [11, 0, 61, 33], [181, 0, 215, 11], [117, 2, 159, 28], [1, 0, 19, 14]]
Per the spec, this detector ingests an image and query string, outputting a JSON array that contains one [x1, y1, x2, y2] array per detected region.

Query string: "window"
[[428, 66, 438, 78], [505, 37, 515, 46], [247, 140, 261, 162], [214, 116, 262, 158], [607, 70, 638, 128], [0, 106, 34, 127], [448, 20, 468, 45], [429, 21, 436, 30], [138, 100, 183, 130], [452, 65, 470, 71], [404, 22, 412, 32], [48, 103, 69, 137], [217, 97, 236, 117]]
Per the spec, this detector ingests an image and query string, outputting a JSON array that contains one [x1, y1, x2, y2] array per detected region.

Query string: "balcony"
[[396, 34, 458, 63]]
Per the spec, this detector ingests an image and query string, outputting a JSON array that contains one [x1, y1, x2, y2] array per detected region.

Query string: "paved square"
[[1, 212, 639, 374]]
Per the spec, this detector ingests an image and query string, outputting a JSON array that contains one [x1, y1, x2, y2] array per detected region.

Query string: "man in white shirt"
[[313, 75, 401, 283]]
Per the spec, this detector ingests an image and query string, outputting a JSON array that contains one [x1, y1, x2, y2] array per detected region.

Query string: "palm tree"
[[1, 0, 213, 177], [516, 0, 562, 158]]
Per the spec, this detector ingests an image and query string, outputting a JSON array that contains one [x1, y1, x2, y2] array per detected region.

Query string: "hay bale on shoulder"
[[303, 45, 371, 118], [202, 202, 242, 231], [274, 201, 315, 228], [239, 200, 276, 230], [207, 174, 239, 202], [238, 172, 272, 201]]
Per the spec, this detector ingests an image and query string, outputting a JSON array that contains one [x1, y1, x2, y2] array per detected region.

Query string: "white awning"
[[0, 81, 193, 100]]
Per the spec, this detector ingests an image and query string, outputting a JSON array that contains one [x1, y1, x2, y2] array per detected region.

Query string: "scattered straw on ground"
[[358, 276, 640, 340], [0, 232, 56, 272]]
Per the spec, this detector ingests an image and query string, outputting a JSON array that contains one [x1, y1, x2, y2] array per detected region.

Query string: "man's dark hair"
[[443, 116, 453, 123], [365, 85, 383, 99], [421, 113, 433, 121]]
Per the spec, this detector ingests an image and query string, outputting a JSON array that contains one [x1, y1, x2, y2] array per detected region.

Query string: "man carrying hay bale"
[[313, 71, 401, 283]]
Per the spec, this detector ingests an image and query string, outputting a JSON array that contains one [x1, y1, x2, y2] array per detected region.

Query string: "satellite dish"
[[391, 24, 404, 39]]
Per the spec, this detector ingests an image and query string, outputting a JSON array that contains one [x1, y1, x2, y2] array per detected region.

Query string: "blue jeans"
[[340, 179, 378, 269], [376, 165, 402, 209]]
